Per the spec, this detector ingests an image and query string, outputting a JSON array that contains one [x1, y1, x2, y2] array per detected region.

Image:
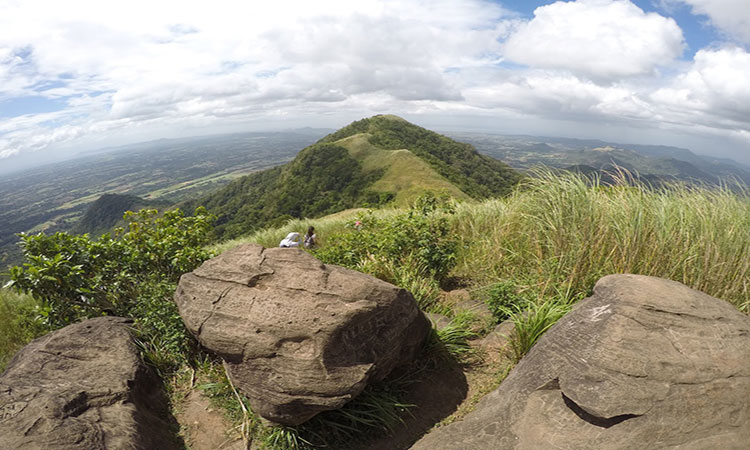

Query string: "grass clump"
[[423, 310, 480, 365], [500, 298, 572, 363]]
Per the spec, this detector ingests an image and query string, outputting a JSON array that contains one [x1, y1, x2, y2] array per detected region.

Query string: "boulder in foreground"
[[412, 274, 750, 450], [174, 243, 430, 426], [0, 317, 179, 450]]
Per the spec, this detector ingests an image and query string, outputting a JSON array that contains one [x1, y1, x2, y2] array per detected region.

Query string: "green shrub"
[[315, 195, 458, 284], [6, 207, 215, 372], [0, 289, 46, 372], [484, 280, 529, 322]]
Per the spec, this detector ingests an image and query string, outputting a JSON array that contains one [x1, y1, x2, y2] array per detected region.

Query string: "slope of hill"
[[72, 193, 171, 236], [182, 115, 521, 241]]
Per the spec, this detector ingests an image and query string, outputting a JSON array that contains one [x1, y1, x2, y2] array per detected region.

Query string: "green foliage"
[[500, 298, 571, 363], [72, 193, 169, 236], [484, 281, 529, 322], [0, 289, 46, 372], [7, 207, 215, 370], [429, 312, 479, 363], [452, 170, 750, 310], [315, 196, 458, 284], [183, 143, 386, 242]]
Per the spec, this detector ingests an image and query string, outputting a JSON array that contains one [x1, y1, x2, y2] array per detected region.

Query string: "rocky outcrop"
[[0, 317, 179, 450], [412, 274, 750, 450], [174, 243, 430, 426]]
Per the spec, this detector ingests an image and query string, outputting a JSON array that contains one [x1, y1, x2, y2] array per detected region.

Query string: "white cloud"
[[0, 0, 748, 164], [670, 0, 750, 43], [0, 0, 510, 156], [651, 47, 750, 130], [502, 0, 684, 80]]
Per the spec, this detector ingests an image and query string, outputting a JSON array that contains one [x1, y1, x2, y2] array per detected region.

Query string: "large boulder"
[[412, 274, 750, 450], [0, 317, 179, 450], [174, 243, 430, 425]]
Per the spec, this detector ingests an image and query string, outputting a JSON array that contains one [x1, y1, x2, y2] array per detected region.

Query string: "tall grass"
[[452, 171, 750, 311]]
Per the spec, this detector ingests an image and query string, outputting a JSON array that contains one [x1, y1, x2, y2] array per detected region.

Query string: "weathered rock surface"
[[175, 243, 430, 425], [0, 317, 179, 450], [412, 274, 750, 450]]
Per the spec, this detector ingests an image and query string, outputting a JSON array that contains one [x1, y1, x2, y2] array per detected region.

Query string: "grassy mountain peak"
[[182, 115, 521, 241]]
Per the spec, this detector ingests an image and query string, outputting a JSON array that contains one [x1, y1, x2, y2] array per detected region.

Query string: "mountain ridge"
[[181, 115, 521, 241]]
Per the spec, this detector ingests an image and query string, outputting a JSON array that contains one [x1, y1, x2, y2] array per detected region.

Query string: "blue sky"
[[1, 0, 749, 169]]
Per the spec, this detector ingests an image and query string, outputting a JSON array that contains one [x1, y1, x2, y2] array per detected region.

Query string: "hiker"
[[304, 226, 317, 248], [279, 232, 301, 248]]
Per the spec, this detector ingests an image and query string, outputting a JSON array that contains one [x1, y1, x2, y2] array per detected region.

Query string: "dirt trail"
[[177, 391, 245, 450]]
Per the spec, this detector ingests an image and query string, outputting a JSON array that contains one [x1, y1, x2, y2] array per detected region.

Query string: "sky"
[[1, 0, 750, 171]]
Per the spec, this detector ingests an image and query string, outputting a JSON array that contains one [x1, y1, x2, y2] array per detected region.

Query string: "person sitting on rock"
[[303, 226, 317, 249], [279, 232, 301, 248]]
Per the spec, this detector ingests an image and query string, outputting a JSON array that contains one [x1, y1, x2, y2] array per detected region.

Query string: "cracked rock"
[[174, 243, 430, 425], [411, 274, 750, 450], [0, 317, 179, 450]]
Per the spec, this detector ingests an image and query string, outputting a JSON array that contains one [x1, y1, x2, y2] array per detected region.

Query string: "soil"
[[177, 390, 246, 450]]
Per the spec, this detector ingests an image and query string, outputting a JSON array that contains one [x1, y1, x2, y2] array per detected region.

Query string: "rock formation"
[[412, 274, 750, 450], [0, 317, 179, 450], [174, 243, 430, 425]]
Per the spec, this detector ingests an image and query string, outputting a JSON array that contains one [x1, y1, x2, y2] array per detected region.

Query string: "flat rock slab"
[[411, 274, 750, 450], [0, 317, 179, 450], [175, 244, 430, 425]]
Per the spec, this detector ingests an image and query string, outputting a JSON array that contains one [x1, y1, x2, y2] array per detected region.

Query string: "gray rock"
[[477, 319, 515, 351], [174, 243, 430, 425], [425, 312, 451, 331], [0, 317, 179, 450], [411, 274, 750, 450]]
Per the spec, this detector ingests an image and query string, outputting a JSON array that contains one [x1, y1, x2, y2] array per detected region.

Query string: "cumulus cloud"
[[0, 0, 748, 164], [668, 0, 750, 43], [502, 0, 684, 80], [651, 47, 750, 129], [0, 0, 508, 156]]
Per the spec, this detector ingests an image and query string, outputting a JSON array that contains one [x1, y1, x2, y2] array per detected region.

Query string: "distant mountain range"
[[450, 133, 750, 187]]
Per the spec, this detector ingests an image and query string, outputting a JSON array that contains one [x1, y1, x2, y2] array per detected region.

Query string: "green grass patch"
[[336, 134, 471, 207]]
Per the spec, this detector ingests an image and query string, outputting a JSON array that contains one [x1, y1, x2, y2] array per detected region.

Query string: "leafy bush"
[[6, 207, 215, 369], [314, 194, 458, 284], [0, 289, 45, 372], [484, 281, 529, 322]]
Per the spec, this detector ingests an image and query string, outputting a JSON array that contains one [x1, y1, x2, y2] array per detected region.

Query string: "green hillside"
[[72, 193, 171, 236], [182, 115, 521, 241]]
